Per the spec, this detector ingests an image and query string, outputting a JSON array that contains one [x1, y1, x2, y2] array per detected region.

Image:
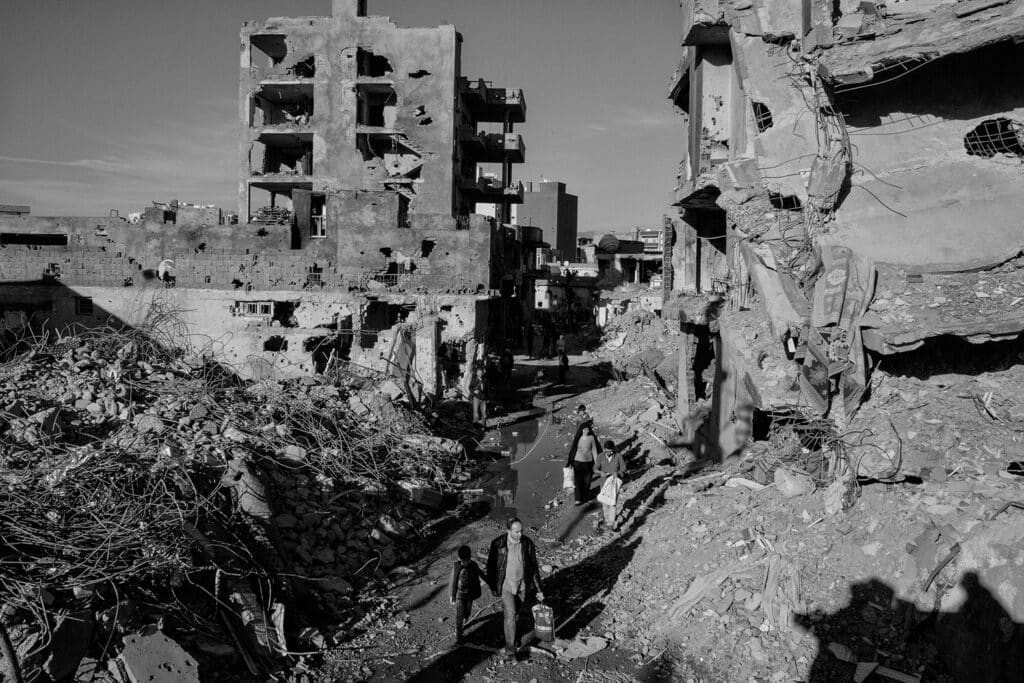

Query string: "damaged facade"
[[667, 0, 1024, 459], [0, 0, 527, 397]]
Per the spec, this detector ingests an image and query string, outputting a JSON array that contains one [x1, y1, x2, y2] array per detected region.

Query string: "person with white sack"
[[564, 405, 603, 504], [596, 440, 626, 531]]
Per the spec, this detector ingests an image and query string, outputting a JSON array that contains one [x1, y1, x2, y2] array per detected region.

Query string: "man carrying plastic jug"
[[485, 518, 546, 659]]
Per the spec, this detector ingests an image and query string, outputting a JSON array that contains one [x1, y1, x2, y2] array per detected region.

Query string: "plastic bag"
[[532, 602, 554, 642], [562, 467, 574, 490], [596, 476, 621, 506]]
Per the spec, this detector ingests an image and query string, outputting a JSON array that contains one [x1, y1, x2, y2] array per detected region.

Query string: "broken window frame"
[[74, 297, 94, 316], [236, 301, 273, 317]]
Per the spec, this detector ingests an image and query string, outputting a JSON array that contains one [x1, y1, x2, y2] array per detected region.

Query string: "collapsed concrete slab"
[[118, 631, 199, 683]]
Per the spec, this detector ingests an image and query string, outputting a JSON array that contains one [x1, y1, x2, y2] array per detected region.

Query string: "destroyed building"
[[666, 0, 1024, 458], [0, 0, 527, 396]]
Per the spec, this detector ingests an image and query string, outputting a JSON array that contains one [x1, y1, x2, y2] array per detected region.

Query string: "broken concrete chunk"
[[119, 631, 199, 683], [836, 13, 866, 38], [379, 380, 405, 401], [774, 467, 815, 498], [282, 444, 307, 462]]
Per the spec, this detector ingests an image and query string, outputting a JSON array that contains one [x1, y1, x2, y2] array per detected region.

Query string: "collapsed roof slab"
[[816, 0, 1024, 85], [861, 258, 1024, 353]]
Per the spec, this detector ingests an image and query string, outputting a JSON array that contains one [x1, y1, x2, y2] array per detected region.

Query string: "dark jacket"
[[450, 559, 482, 601], [486, 533, 543, 597], [566, 417, 603, 467], [596, 449, 626, 478]]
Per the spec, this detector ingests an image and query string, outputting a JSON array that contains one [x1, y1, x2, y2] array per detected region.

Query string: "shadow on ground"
[[795, 573, 1023, 682]]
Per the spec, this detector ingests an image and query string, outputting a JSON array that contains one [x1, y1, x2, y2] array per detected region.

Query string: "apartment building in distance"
[[0, 0, 527, 397]]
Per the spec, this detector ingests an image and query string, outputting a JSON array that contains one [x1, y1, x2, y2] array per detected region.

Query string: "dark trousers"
[[454, 596, 474, 639], [572, 460, 594, 504]]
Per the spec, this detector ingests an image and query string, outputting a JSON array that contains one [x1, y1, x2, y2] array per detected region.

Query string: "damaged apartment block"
[[0, 0, 527, 401], [666, 0, 1024, 465], [663, 3, 1024, 676]]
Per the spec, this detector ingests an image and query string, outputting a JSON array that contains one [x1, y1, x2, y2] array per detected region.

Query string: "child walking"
[[596, 440, 626, 531], [450, 545, 483, 644]]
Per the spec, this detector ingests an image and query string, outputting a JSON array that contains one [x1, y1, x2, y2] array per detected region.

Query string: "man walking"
[[486, 518, 545, 658]]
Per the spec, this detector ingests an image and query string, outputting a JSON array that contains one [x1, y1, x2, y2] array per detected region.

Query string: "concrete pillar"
[[415, 315, 441, 399]]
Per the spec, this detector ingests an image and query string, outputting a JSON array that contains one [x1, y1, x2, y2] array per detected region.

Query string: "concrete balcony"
[[459, 78, 526, 123], [458, 176, 523, 204], [459, 127, 525, 163]]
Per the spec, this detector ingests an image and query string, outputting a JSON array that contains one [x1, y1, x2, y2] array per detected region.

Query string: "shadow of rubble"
[[795, 573, 1024, 682]]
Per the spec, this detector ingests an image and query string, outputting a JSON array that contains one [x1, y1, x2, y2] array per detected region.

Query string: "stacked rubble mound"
[[0, 321, 468, 682]]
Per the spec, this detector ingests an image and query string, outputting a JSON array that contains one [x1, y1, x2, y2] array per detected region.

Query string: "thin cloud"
[[2, 97, 239, 215], [576, 105, 680, 138], [0, 156, 124, 173]]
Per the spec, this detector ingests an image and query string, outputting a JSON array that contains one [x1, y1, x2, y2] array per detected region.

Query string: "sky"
[[0, 0, 683, 232]]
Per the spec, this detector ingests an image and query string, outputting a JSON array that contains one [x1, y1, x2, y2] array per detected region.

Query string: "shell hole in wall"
[[264, 336, 288, 352], [420, 239, 435, 257], [964, 118, 1024, 158], [408, 69, 430, 78], [357, 48, 393, 77], [418, 117, 433, 126]]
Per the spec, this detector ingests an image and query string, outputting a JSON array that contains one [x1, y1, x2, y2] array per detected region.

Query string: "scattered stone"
[[774, 468, 814, 498]]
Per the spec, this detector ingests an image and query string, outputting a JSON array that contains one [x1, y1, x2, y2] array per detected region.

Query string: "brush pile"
[[0, 312, 470, 681]]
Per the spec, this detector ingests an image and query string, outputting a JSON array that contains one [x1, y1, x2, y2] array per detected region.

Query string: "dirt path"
[[323, 356, 667, 682]]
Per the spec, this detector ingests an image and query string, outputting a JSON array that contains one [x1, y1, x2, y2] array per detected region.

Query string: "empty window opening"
[[250, 34, 288, 68], [752, 101, 774, 133], [383, 259, 416, 278], [306, 264, 323, 286], [357, 49, 393, 77], [250, 83, 314, 126], [264, 336, 289, 352], [397, 194, 410, 229], [74, 297, 94, 316], [418, 117, 433, 126], [304, 335, 346, 373], [251, 135, 313, 175], [357, 85, 398, 127], [357, 133, 390, 161], [769, 192, 803, 210], [360, 301, 415, 348], [408, 69, 430, 79], [272, 301, 299, 327], [310, 193, 326, 238], [964, 118, 1024, 158], [289, 56, 316, 78], [1, 233, 68, 246], [420, 239, 435, 257]]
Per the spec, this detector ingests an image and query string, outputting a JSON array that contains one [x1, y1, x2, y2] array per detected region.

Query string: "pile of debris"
[[252, 206, 292, 226], [0, 317, 468, 681]]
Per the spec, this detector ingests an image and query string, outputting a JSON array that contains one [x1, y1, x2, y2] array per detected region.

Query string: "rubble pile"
[[252, 206, 292, 226], [0, 322, 468, 681]]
